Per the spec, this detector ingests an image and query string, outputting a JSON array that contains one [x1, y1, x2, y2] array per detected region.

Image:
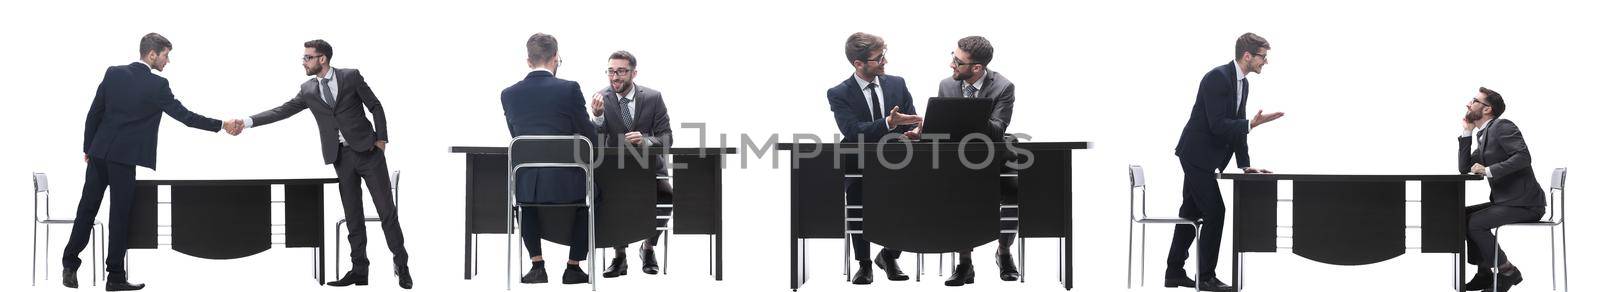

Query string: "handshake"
[[223, 119, 247, 136]]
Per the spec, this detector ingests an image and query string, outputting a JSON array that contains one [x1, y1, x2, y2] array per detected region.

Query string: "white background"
[[2, 1, 1594, 292]]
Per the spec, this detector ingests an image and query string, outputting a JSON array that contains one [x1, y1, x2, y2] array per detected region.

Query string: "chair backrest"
[[33, 172, 49, 220], [509, 135, 595, 204], [1549, 167, 1567, 224], [389, 170, 400, 206], [1128, 165, 1147, 221]]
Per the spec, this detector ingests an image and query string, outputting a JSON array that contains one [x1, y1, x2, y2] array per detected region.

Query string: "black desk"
[[450, 146, 735, 280], [130, 178, 336, 284], [1221, 173, 1482, 292], [780, 141, 1089, 290]]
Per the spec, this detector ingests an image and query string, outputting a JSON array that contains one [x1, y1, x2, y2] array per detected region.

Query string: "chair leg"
[[1492, 228, 1500, 292], [1126, 222, 1134, 289], [45, 224, 50, 281], [1020, 237, 1027, 283], [1140, 224, 1148, 287], [91, 225, 97, 287], [334, 220, 345, 275], [1549, 226, 1557, 291], [1560, 224, 1569, 292], [506, 207, 515, 291], [32, 222, 38, 287]]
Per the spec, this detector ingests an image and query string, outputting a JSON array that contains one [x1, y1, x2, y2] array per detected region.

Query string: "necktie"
[[964, 84, 978, 98], [320, 78, 335, 107], [1238, 78, 1250, 116], [620, 95, 635, 129], [866, 83, 883, 118]]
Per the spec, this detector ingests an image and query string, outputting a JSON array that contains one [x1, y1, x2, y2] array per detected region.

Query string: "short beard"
[[1464, 110, 1483, 123]]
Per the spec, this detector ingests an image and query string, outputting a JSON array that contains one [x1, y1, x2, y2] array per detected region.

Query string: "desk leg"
[[714, 159, 725, 281], [1457, 252, 1465, 292], [318, 246, 326, 285], [464, 157, 476, 280]]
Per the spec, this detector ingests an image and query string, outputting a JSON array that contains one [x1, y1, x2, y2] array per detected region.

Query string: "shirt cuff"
[[1460, 130, 1473, 138], [1485, 167, 1494, 178], [244, 117, 254, 128], [643, 138, 654, 148], [884, 119, 893, 130]]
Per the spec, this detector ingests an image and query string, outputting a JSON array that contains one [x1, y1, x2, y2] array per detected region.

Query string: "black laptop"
[[919, 97, 996, 142]]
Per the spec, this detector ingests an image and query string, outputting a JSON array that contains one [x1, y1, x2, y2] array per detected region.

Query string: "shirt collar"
[[617, 84, 637, 102], [1233, 61, 1247, 81], [1476, 118, 1497, 133], [854, 73, 879, 91], [964, 69, 988, 91], [318, 67, 337, 82]]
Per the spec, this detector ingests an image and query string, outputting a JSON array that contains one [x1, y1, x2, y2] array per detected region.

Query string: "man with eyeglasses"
[[227, 39, 412, 289], [1457, 87, 1544, 292], [912, 35, 1019, 286], [587, 50, 674, 278], [826, 32, 922, 285], [1168, 32, 1285, 292]]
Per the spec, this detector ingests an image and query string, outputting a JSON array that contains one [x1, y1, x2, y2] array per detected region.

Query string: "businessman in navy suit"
[[64, 33, 228, 291], [1167, 33, 1284, 292], [500, 33, 597, 285], [826, 32, 922, 285]]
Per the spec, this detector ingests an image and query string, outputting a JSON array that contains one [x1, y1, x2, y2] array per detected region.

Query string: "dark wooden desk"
[[1221, 173, 1482, 292]]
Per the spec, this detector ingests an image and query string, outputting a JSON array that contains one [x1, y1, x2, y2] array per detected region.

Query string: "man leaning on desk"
[[1457, 87, 1545, 292], [1168, 32, 1286, 292]]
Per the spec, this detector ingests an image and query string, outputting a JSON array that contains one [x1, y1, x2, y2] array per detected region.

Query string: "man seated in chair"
[[1457, 87, 1545, 292], [500, 32, 599, 285]]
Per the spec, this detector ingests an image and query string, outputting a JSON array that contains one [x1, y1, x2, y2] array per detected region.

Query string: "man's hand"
[[1243, 167, 1274, 174], [624, 132, 645, 145], [886, 106, 922, 126], [904, 123, 924, 140], [374, 140, 387, 151], [589, 92, 605, 117], [83, 154, 89, 163], [1462, 117, 1476, 132], [1250, 110, 1285, 129], [1470, 163, 1487, 175], [223, 119, 245, 136]]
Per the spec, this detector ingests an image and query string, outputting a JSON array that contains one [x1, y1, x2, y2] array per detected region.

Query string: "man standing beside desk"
[[1457, 87, 1544, 292], [588, 50, 674, 278], [1168, 33, 1284, 292], [65, 32, 230, 291], [501, 33, 597, 285], [914, 35, 1020, 286], [826, 32, 922, 285], [229, 39, 412, 289]]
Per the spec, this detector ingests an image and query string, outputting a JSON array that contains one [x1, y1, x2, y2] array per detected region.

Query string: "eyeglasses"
[[1250, 51, 1268, 60], [864, 52, 887, 64], [1470, 98, 1488, 106], [951, 52, 979, 66], [606, 68, 633, 76], [302, 54, 324, 62]]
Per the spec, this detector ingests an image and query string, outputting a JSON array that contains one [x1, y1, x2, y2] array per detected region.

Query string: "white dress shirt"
[[853, 74, 892, 130]]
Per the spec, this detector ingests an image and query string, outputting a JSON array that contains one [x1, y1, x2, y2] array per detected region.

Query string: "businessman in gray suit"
[[587, 50, 674, 278], [229, 39, 411, 289], [913, 35, 1020, 286], [1457, 87, 1545, 292]]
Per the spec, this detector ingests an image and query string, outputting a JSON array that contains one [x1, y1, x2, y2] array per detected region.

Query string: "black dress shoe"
[[640, 248, 660, 275], [996, 253, 1020, 281], [396, 267, 413, 289], [105, 274, 145, 292], [562, 264, 590, 284], [63, 268, 78, 289], [874, 253, 908, 281], [1164, 275, 1197, 288], [326, 271, 369, 287], [1464, 267, 1492, 291], [521, 264, 548, 284], [851, 262, 874, 285], [1495, 266, 1524, 292], [603, 254, 629, 278], [944, 263, 975, 286], [1197, 277, 1236, 292]]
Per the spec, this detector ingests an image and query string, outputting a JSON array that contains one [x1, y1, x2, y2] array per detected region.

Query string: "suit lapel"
[[844, 77, 873, 120]]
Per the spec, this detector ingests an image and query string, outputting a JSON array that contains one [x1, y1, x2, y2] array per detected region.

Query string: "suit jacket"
[[1174, 62, 1251, 171], [826, 74, 918, 142], [83, 62, 223, 169], [596, 84, 672, 176], [937, 70, 1016, 137], [502, 70, 598, 204], [1459, 119, 1546, 207], [248, 68, 388, 165]]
